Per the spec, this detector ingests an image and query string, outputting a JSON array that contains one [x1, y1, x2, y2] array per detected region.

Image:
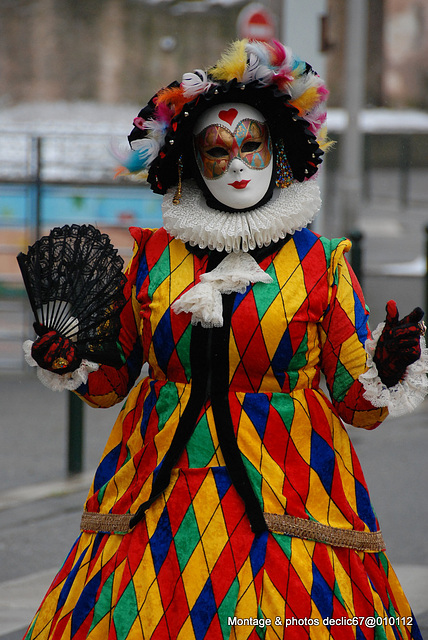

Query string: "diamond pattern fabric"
[[24, 227, 422, 639]]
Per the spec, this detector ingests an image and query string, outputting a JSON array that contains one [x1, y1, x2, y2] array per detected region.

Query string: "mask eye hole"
[[241, 141, 261, 153], [206, 147, 228, 158]]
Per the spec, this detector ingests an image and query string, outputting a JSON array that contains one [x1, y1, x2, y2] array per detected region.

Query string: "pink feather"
[[317, 85, 329, 101], [154, 102, 173, 125], [270, 40, 288, 67], [133, 117, 146, 130], [274, 68, 294, 86]]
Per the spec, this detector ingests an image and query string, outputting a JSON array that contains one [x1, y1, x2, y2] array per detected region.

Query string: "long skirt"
[[24, 467, 422, 640]]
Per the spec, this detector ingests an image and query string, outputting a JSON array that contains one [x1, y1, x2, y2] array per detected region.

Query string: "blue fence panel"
[[0, 183, 163, 230]]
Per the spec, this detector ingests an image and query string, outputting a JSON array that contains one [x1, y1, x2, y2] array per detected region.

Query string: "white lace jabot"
[[164, 178, 320, 327], [162, 179, 321, 253]]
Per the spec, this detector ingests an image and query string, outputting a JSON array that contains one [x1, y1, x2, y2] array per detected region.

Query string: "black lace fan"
[[17, 224, 127, 368]]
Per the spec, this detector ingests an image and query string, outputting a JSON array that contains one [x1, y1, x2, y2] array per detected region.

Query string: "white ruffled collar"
[[162, 179, 321, 253]]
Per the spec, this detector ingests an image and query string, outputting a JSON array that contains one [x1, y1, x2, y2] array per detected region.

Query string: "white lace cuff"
[[23, 340, 99, 391], [359, 323, 428, 417]]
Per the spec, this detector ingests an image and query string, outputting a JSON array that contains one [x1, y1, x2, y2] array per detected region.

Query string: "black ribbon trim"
[[209, 293, 267, 533], [130, 241, 288, 532]]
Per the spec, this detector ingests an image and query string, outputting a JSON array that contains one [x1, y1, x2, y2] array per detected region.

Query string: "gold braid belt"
[[80, 511, 385, 552]]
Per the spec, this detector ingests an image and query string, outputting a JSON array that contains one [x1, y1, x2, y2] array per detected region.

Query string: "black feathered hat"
[[124, 40, 330, 195]]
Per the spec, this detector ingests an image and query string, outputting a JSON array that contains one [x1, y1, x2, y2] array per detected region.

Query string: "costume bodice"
[[81, 226, 387, 537], [134, 227, 354, 395]]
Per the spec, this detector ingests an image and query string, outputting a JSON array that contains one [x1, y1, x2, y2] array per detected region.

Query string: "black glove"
[[31, 328, 81, 374], [373, 300, 424, 388]]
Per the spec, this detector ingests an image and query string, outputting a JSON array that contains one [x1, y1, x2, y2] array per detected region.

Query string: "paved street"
[[1, 165, 428, 638]]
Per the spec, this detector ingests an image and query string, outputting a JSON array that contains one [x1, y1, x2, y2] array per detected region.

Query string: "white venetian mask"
[[193, 103, 273, 210]]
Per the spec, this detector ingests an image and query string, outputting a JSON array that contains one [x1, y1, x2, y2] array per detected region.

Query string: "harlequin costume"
[[22, 40, 428, 640]]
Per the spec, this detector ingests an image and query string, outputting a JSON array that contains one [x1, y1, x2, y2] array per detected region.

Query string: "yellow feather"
[[321, 140, 335, 152], [209, 40, 248, 82], [291, 87, 319, 115], [318, 126, 335, 152]]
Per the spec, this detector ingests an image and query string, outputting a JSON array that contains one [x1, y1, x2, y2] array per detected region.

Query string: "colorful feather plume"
[[124, 38, 330, 181], [205, 39, 328, 141], [116, 101, 174, 175]]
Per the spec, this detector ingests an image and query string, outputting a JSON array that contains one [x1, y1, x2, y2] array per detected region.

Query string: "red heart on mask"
[[218, 108, 238, 126]]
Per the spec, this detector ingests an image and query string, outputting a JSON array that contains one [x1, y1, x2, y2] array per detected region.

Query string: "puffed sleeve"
[[75, 227, 154, 408], [318, 239, 389, 429]]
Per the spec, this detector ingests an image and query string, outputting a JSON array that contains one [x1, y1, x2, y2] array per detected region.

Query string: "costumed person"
[[21, 40, 428, 640]]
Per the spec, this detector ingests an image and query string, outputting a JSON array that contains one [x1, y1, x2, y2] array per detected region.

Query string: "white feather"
[[288, 75, 312, 101], [129, 137, 161, 167], [254, 63, 274, 86], [242, 53, 273, 86], [245, 42, 271, 68], [242, 53, 260, 83], [181, 69, 213, 97], [142, 117, 168, 137]]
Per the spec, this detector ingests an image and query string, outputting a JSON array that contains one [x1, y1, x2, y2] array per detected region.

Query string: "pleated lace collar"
[[162, 178, 321, 253]]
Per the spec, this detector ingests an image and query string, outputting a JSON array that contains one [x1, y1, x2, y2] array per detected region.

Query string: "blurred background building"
[[0, 0, 428, 108]]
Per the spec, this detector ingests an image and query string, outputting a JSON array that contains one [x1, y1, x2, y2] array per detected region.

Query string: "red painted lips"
[[228, 180, 250, 189]]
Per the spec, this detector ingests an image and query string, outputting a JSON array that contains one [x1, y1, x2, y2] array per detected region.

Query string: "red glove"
[[31, 329, 81, 374], [373, 300, 424, 388]]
